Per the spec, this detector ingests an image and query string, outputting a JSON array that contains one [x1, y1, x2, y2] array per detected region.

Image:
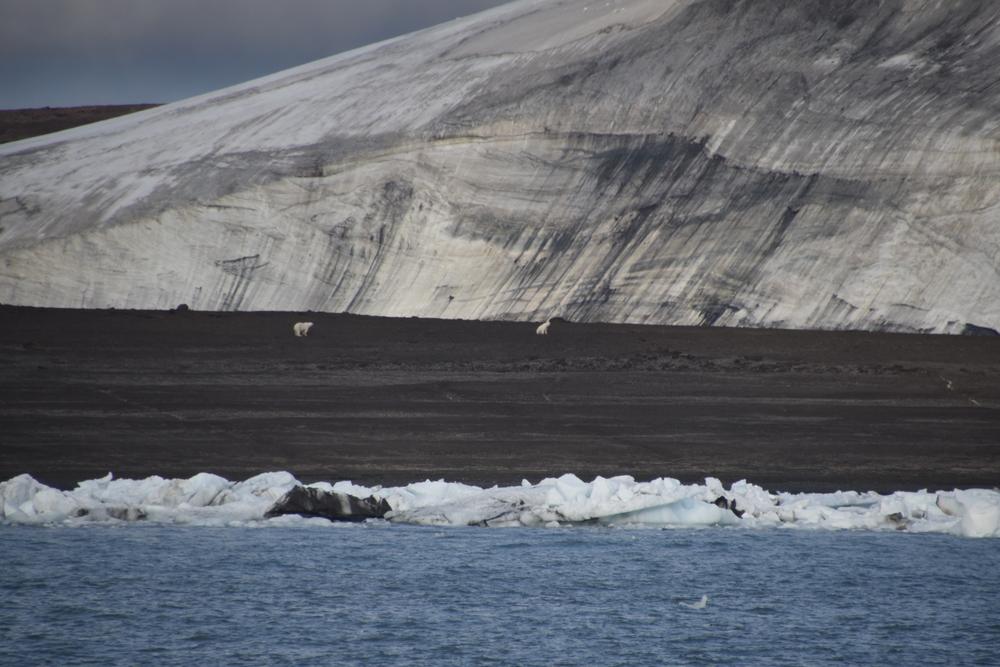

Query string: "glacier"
[[1, 0, 999, 332], [2, 471, 998, 538]]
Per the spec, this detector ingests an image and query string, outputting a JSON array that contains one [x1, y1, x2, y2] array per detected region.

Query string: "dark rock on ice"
[[961, 323, 999, 337], [713, 496, 745, 519], [265, 486, 391, 522]]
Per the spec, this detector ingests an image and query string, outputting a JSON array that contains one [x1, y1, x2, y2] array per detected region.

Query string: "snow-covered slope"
[[2, 0, 999, 332]]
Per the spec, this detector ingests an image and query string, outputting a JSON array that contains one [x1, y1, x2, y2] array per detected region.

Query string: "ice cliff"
[[2, 0, 999, 332]]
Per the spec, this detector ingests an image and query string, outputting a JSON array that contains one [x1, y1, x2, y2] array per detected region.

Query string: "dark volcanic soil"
[[0, 105, 159, 144], [0, 306, 997, 492]]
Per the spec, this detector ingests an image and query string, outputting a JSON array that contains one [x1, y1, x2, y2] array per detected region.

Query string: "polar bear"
[[293, 322, 314, 337], [535, 319, 551, 335]]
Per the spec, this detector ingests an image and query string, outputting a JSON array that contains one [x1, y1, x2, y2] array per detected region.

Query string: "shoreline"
[[1, 306, 997, 492]]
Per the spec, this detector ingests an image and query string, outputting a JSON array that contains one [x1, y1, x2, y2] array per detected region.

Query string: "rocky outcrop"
[[2, 0, 999, 333], [265, 486, 391, 522]]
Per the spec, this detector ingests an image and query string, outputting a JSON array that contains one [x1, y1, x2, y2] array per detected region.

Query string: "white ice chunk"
[[680, 595, 709, 609], [329, 480, 378, 499], [938, 490, 1000, 538], [31, 487, 81, 518], [0, 474, 49, 519], [598, 498, 737, 527]]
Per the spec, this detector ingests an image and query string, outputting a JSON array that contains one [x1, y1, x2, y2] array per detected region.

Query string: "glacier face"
[[1, 0, 999, 332]]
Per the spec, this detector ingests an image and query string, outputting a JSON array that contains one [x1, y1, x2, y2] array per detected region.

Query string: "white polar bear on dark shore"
[[293, 322, 314, 337], [535, 319, 552, 335]]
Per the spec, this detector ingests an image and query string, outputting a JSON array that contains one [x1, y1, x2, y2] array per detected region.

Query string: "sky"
[[0, 0, 512, 109]]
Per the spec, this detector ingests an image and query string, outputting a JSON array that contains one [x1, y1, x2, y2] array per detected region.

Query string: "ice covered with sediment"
[[2, 0, 999, 332], [1, 472, 998, 538]]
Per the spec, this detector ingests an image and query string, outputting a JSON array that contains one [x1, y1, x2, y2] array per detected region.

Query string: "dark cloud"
[[0, 0, 510, 108]]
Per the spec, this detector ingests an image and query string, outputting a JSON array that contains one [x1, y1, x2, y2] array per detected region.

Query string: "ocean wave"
[[1, 472, 997, 538]]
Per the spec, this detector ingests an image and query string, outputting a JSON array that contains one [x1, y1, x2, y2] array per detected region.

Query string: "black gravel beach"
[[1, 306, 997, 492], [0, 105, 159, 144]]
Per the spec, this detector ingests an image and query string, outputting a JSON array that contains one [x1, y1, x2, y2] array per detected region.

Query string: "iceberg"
[[2, 472, 997, 538], [936, 490, 1000, 539]]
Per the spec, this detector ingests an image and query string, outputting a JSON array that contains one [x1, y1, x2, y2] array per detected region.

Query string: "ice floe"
[[1, 472, 998, 538]]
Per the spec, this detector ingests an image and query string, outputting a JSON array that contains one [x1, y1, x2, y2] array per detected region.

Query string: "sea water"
[[1, 524, 998, 666]]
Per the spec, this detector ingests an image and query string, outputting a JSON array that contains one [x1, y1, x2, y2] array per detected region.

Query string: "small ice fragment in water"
[[680, 595, 709, 609]]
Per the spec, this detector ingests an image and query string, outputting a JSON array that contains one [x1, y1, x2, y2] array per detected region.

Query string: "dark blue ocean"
[[1, 524, 998, 666]]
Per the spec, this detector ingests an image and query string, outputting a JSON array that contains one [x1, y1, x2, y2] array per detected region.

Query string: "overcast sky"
[[0, 0, 511, 109]]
